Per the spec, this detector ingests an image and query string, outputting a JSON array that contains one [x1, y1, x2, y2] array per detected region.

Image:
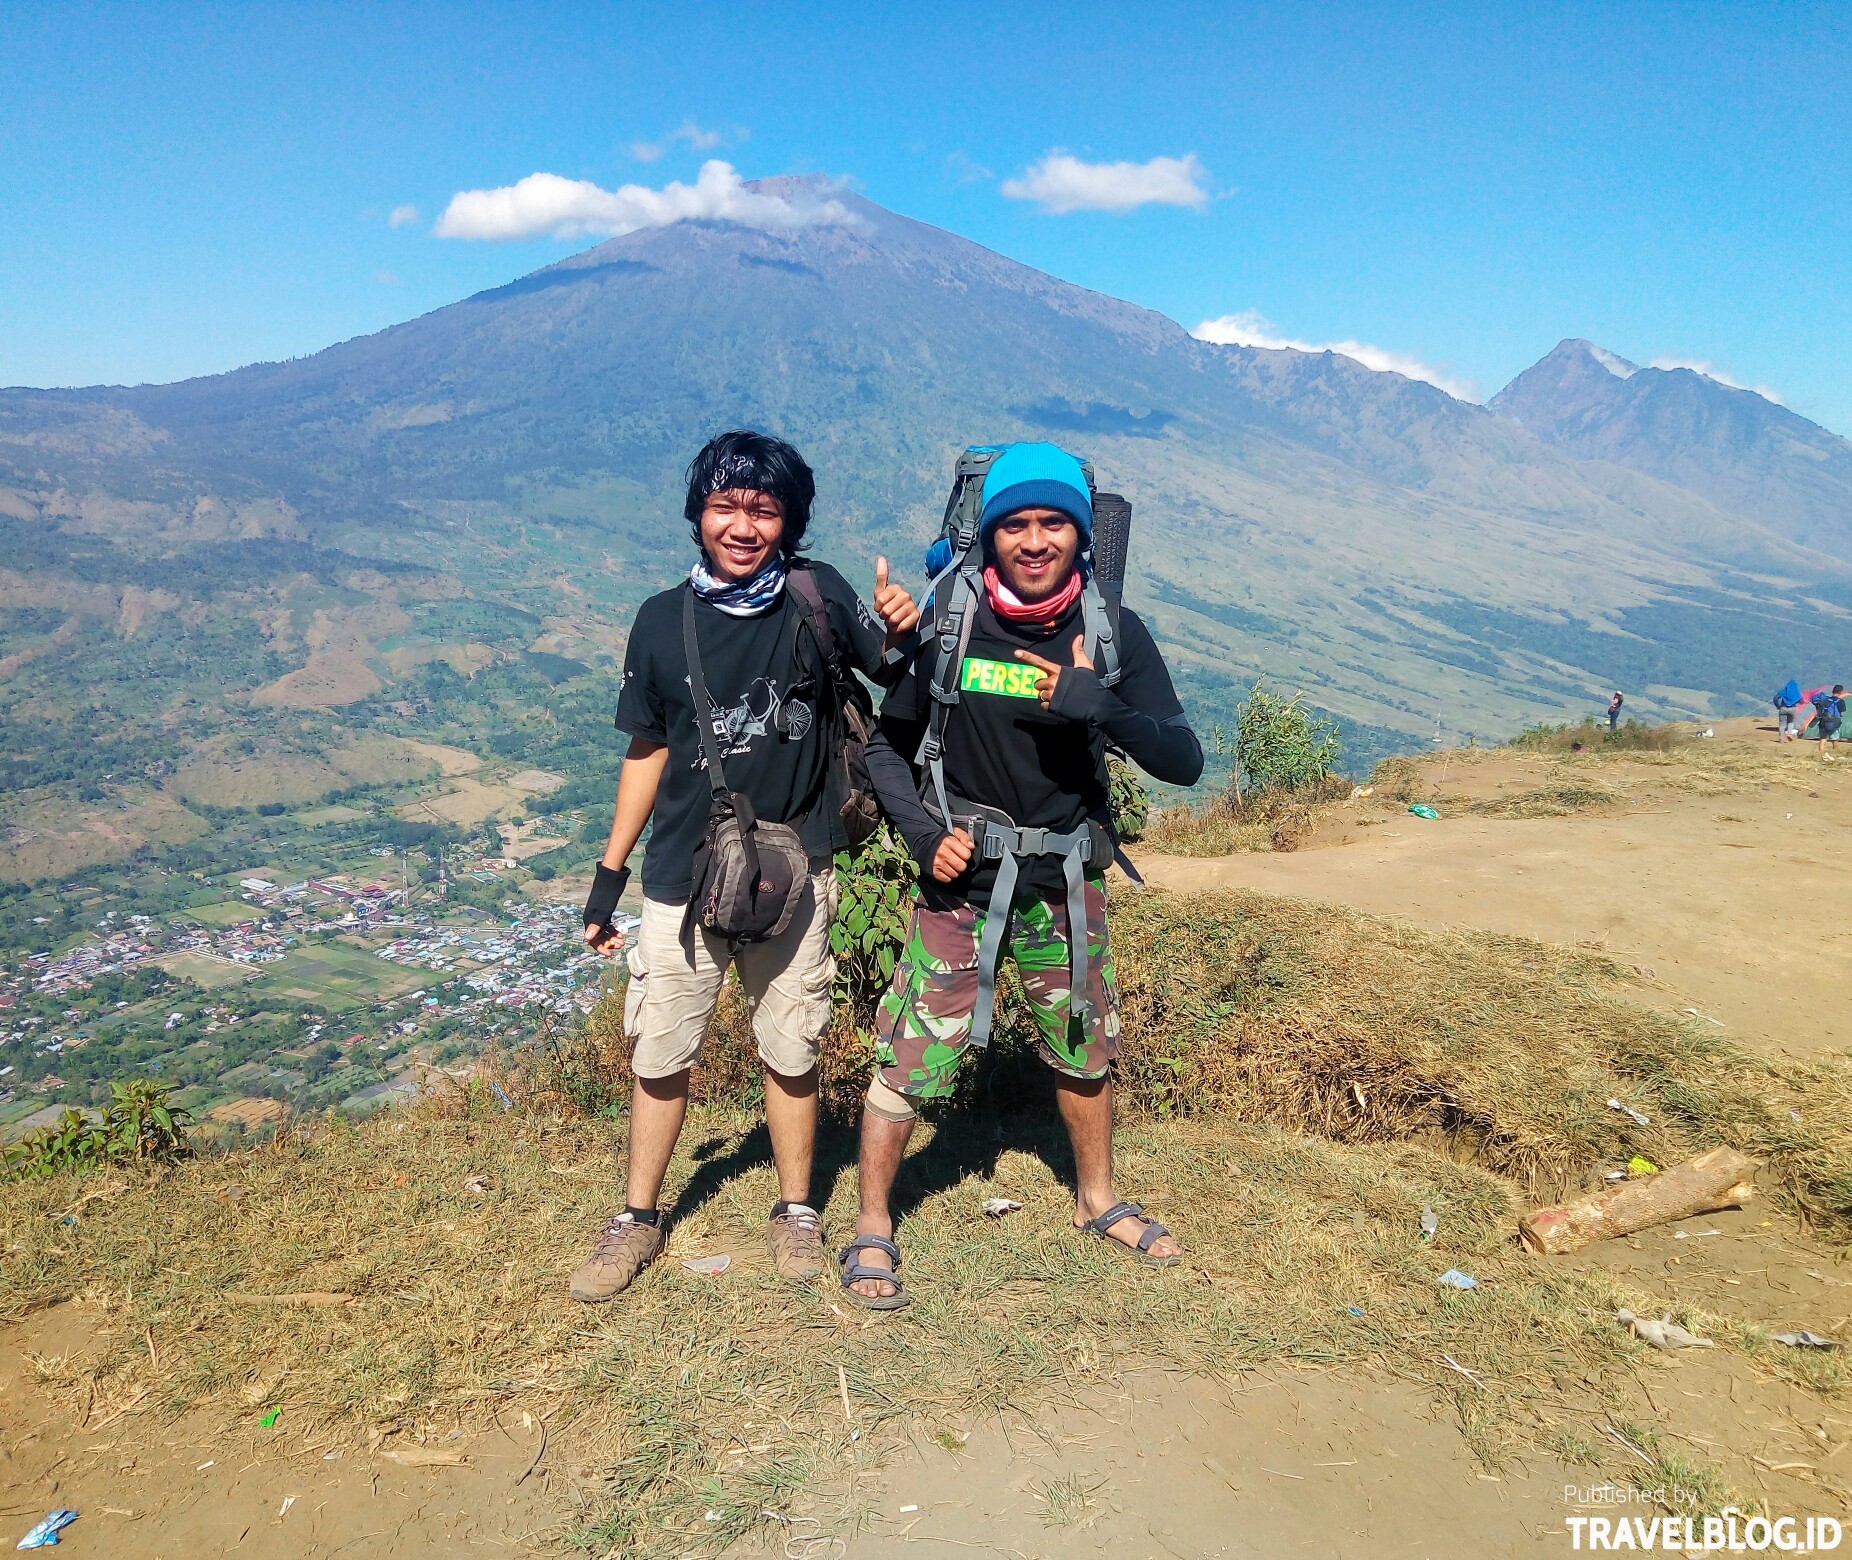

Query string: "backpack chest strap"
[[953, 807, 1099, 1052]]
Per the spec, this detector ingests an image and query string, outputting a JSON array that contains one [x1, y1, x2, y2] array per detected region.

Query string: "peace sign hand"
[[872, 556, 920, 646], [1014, 635, 1094, 710]]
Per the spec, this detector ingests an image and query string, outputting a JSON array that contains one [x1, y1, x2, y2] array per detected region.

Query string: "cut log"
[[1518, 1147, 1758, 1255]]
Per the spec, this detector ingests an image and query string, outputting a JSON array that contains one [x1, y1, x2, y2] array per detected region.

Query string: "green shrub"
[[829, 825, 918, 1029], [1233, 681, 1341, 794], [4, 1079, 195, 1180], [1108, 753, 1149, 841]]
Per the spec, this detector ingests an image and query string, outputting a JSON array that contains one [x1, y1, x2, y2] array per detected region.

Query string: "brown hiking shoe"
[[767, 1204, 825, 1281], [568, 1213, 665, 1302]]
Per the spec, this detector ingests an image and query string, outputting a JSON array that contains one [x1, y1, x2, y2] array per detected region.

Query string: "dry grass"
[[5, 885, 1850, 1554], [1466, 783, 1626, 819], [1142, 778, 1348, 856]]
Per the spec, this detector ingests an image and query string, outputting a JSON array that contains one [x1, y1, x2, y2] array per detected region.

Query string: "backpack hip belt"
[[940, 796, 1108, 1053]]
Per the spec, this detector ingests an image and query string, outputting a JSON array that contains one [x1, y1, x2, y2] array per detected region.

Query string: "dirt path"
[[0, 1303, 559, 1557], [1137, 727, 1852, 1061]]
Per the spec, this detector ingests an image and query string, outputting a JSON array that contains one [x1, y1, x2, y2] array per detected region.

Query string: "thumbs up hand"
[[872, 555, 921, 646]]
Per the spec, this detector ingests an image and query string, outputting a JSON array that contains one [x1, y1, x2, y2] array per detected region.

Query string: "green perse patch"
[[960, 656, 1044, 699]]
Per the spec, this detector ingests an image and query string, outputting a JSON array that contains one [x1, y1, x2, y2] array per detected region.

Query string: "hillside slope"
[[4, 184, 1850, 752]]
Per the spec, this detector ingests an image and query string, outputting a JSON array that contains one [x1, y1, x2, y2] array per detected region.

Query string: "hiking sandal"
[[838, 1233, 911, 1310], [1080, 1201, 1181, 1267]]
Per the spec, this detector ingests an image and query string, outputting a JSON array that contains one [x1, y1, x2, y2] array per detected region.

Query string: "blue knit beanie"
[[978, 443, 1093, 542]]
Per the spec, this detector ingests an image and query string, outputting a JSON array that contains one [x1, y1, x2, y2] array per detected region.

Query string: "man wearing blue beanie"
[[839, 444, 1205, 1308]]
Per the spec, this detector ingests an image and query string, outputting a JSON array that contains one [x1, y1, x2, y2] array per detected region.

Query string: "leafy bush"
[[829, 825, 918, 1028], [4, 1079, 195, 1180], [1233, 681, 1341, 794], [1107, 753, 1149, 841]]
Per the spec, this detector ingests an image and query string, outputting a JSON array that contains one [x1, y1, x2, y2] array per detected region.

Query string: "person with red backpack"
[[569, 431, 918, 1302]]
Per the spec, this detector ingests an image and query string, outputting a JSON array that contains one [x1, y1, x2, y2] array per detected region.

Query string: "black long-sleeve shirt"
[[865, 590, 1202, 899]]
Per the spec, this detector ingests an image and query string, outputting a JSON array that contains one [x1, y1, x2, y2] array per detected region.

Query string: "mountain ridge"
[[1490, 338, 1852, 554], [3, 183, 1850, 757]]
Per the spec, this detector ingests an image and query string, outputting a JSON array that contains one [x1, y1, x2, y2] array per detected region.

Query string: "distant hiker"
[[1804, 684, 1846, 761], [1607, 691, 1625, 730], [1774, 678, 1804, 741], [570, 430, 919, 1302], [841, 442, 1204, 1308]]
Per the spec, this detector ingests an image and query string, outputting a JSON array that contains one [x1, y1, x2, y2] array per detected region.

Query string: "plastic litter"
[[1346, 1305, 1365, 1317], [461, 1175, 492, 1196], [1627, 1155, 1660, 1176], [1407, 803, 1440, 820], [682, 1254, 731, 1275], [1349, 785, 1374, 799], [982, 1198, 1023, 1219], [259, 1408, 279, 1427], [1420, 1206, 1438, 1242], [1770, 1331, 1840, 1349], [1606, 1097, 1651, 1127], [488, 1081, 513, 1110], [1672, 1229, 1721, 1239], [1437, 1269, 1479, 1290], [1616, 1309, 1713, 1350], [15, 1510, 78, 1549]]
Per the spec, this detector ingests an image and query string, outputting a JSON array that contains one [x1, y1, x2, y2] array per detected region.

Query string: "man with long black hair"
[[571, 430, 918, 1302]]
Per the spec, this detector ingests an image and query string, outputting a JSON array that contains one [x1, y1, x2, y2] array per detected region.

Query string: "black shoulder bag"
[[680, 587, 810, 945]]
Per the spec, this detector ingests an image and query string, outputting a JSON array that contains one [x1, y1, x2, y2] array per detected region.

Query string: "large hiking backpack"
[[906, 445, 1141, 1050]]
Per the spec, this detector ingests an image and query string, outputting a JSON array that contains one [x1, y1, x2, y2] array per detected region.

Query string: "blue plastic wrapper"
[[1437, 1268, 1480, 1291], [17, 1509, 78, 1549]]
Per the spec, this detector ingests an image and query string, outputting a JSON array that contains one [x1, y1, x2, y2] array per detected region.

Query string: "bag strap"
[[915, 562, 982, 825], [1080, 577, 1123, 688], [681, 586, 733, 806], [785, 563, 838, 674]]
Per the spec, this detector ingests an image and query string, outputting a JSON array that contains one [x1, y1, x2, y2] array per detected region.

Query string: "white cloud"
[[1001, 152, 1208, 214], [630, 120, 731, 163], [388, 204, 419, 228], [1587, 344, 1637, 379], [373, 270, 400, 285], [1193, 310, 1478, 402], [433, 161, 854, 243], [1648, 355, 1784, 405]]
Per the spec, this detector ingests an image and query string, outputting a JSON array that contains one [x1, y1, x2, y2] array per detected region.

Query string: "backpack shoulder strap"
[[785, 562, 837, 666], [915, 563, 982, 824], [1080, 579, 1123, 688]]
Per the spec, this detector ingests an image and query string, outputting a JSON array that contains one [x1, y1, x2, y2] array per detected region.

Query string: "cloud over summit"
[[1192, 311, 1477, 402], [433, 162, 853, 242], [1001, 153, 1208, 213]]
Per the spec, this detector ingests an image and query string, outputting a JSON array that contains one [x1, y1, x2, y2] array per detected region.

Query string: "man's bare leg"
[[847, 1109, 913, 1299], [625, 1070, 690, 1210], [1054, 1074, 1182, 1259], [763, 1065, 818, 1204]]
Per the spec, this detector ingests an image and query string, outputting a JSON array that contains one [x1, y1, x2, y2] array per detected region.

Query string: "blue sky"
[[3, 2, 1848, 432]]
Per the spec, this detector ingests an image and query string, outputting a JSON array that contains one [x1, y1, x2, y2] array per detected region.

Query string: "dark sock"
[[624, 1204, 660, 1225]]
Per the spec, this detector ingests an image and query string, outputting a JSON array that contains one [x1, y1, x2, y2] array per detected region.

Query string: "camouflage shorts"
[[873, 878, 1119, 1099]]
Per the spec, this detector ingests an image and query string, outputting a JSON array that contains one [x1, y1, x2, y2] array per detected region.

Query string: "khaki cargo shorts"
[[625, 871, 838, 1079]]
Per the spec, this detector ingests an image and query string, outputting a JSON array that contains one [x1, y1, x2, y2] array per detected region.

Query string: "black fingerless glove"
[[582, 863, 630, 931]]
